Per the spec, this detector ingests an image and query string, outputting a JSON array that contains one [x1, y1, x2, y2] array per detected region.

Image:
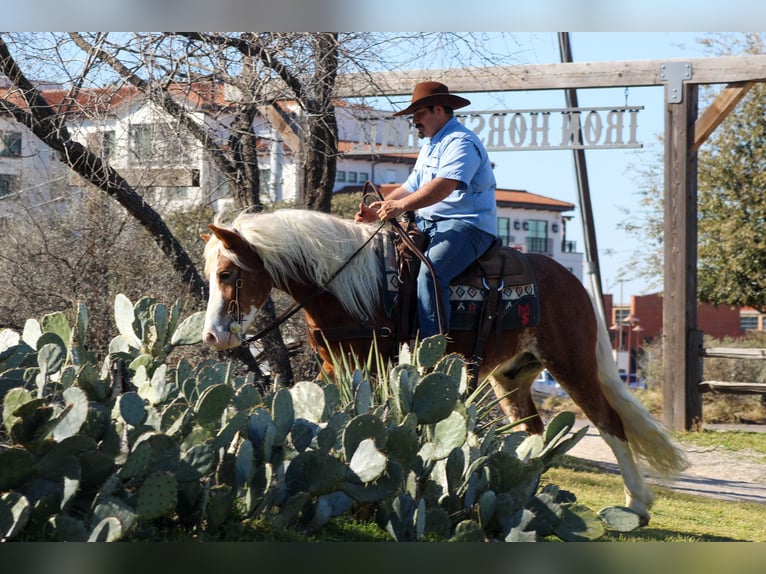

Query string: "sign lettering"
[[345, 106, 643, 154]]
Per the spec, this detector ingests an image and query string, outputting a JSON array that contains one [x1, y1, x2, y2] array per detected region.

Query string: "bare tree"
[[0, 32, 526, 382]]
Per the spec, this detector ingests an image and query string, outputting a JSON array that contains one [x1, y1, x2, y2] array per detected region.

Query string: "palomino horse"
[[201, 208, 688, 524]]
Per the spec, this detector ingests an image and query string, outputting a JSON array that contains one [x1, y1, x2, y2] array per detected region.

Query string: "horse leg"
[[556, 371, 655, 523], [600, 433, 655, 524], [487, 352, 545, 435], [549, 323, 689, 524]]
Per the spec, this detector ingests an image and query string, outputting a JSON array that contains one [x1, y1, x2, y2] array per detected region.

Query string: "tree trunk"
[[303, 33, 339, 213]]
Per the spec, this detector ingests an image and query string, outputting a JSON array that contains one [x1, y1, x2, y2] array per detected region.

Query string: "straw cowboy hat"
[[392, 81, 471, 116]]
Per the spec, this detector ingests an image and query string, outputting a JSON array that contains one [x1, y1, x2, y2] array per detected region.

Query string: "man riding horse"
[[355, 81, 498, 340]]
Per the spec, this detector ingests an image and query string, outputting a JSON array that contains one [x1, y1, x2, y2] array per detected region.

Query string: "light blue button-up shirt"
[[403, 116, 497, 236]]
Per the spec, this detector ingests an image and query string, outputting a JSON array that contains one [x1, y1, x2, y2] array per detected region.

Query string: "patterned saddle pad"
[[377, 234, 540, 332], [448, 245, 539, 331]]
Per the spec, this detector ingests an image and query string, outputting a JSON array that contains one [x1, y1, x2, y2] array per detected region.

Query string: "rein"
[[231, 218, 388, 346], [226, 181, 444, 346], [362, 181, 446, 335]]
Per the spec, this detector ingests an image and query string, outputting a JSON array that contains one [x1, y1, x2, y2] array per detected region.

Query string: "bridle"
[[224, 269, 246, 339]]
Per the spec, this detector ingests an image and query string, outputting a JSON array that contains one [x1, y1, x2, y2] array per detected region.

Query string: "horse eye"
[[218, 270, 234, 282]]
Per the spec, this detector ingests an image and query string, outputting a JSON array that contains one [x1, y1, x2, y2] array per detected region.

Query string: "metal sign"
[[344, 105, 644, 154]]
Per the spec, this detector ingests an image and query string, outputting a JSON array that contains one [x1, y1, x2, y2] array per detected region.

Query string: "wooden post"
[[662, 81, 703, 431]]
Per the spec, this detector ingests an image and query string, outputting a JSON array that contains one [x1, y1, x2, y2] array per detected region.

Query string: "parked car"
[[532, 369, 569, 397], [619, 372, 648, 390]]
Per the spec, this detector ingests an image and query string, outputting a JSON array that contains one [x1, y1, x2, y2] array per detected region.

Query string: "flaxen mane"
[[204, 209, 384, 320]]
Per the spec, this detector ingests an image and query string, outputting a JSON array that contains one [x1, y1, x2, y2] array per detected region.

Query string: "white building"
[[494, 188, 582, 280]]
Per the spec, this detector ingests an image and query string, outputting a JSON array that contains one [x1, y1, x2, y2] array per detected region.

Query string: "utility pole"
[[558, 32, 606, 324]]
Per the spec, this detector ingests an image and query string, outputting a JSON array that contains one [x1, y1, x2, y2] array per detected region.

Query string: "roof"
[[337, 140, 418, 161], [495, 188, 574, 212], [377, 185, 575, 211]]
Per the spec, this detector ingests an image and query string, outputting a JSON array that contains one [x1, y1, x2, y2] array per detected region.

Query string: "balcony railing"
[[527, 237, 553, 256], [561, 240, 578, 253]]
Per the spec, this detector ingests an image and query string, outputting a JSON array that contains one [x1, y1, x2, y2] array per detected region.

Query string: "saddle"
[[382, 224, 540, 354]]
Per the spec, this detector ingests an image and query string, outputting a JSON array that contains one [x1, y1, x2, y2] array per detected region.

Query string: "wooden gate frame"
[[335, 55, 766, 430]]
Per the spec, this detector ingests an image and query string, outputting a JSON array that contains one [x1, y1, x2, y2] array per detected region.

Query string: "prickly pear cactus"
[[0, 301, 622, 542]]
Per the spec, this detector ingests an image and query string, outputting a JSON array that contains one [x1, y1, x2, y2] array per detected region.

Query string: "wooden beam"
[[662, 83, 703, 432], [693, 81, 755, 153], [700, 381, 766, 394], [334, 55, 766, 97], [258, 104, 301, 153], [701, 347, 766, 360]]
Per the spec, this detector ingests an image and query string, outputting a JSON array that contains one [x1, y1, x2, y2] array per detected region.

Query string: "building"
[[740, 307, 766, 332], [604, 292, 745, 373], [494, 188, 581, 280]]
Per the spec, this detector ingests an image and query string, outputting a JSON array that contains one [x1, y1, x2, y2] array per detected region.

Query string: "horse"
[[200, 208, 688, 524]]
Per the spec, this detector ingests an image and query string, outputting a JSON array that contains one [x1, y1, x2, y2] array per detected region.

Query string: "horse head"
[[201, 223, 273, 351]]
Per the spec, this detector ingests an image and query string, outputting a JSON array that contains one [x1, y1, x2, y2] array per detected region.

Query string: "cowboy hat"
[[392, 81, 471, 116]]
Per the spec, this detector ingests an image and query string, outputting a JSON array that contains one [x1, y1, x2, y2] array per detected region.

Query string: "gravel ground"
[[566, 417, 766, 504]]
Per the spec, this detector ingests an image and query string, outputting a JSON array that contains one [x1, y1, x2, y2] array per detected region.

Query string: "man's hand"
[[368, 199, 406, 221], [354, 202, 379, 223]]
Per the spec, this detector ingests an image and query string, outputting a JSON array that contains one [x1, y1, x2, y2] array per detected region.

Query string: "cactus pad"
[[117, 392, 147, 427], [87, 516, 123, 542], [410, 372, 459, 425], [136, 471, 178, 520], [349, 437, 387, 483], [0, 492, 31, 541], [342, 413, 387, 461], [288, 380, 325, 423], [52, 387, 89, 441], [597, 505, 642, 532], [0, 447, 36, 491], [195, 383, 235, 426]]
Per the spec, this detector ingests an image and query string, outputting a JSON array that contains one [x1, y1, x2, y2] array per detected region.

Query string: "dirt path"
[[566, 418, 766, 505]]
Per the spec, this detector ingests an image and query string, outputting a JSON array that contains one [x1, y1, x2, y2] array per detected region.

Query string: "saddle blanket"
[[376, 232, 540, 332], [448, 282, 539, 331]]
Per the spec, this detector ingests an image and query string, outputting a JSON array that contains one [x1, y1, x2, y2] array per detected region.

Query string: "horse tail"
[[592, 301, 690, 477]]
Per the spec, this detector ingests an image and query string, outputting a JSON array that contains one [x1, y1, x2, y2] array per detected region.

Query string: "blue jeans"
[[416, 218, 496, 338]]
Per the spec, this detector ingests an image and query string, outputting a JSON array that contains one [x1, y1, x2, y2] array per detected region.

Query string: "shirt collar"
[[428, 116, 458, 146]]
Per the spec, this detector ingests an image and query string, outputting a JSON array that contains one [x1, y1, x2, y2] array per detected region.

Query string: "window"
[[741, 315, 760, 330], [336, 170, 346, 182], [0, 131, 22, 157], [562, 240, 577, 253], [526, 219, 550, 254], [167, 187, 190, 199], [0, 174, 19, 197], [259, 167, 272, 194], [347, 171, 358, 183], [358, 172, 369, 182], [129, 123, 190, 165], [102, 130, 115, 159], [129, 125, 153, 162], [497, 217, 510, 245], [614, 307, 630, 325]]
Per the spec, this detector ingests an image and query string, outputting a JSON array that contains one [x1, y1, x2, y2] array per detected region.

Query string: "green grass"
[[543, 455, 766, 542], [676, 428, 766, 458]]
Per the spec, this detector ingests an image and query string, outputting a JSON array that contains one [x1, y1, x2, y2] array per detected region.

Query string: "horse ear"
[[208, 224, 246, 252], [200, 233, 211, 242]]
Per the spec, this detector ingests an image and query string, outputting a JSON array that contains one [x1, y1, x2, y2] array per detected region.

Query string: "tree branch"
[[0, 37, 207, 301]]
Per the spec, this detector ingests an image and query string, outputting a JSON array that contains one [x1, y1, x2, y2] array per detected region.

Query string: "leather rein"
[[225, 181, 444, 347]]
